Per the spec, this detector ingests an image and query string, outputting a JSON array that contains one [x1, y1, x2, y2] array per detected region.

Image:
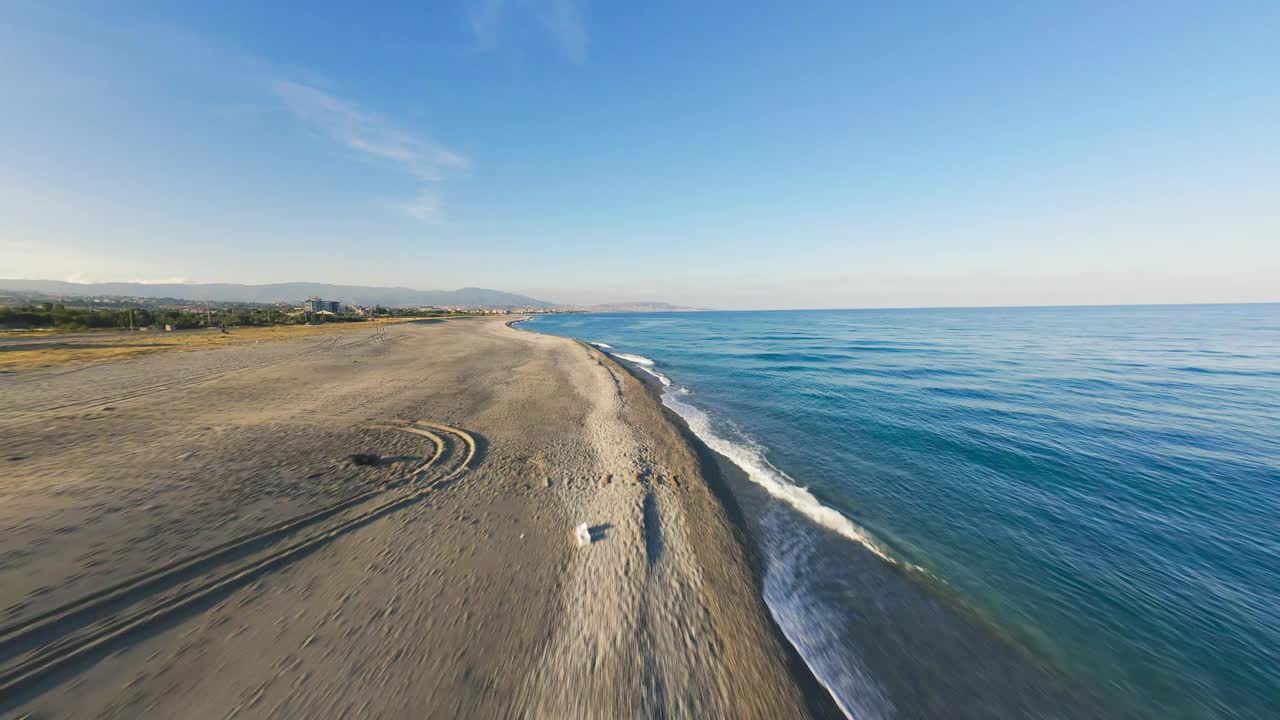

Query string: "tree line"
[[0, 303, 469, 330], [0, 303, 360, 330]]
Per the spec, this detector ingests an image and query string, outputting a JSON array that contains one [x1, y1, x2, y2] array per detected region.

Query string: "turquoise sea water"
[[523, 305, 1280, 719]]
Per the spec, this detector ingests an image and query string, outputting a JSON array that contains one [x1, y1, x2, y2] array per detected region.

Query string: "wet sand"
[[0, 317, 836, 718]]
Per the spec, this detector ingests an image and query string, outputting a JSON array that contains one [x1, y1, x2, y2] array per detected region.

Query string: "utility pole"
[[129, 308, 134, 331]]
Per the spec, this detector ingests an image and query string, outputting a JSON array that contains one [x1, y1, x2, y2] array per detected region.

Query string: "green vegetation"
[[0, 301, 474, 331], [1, 303, 172, 330], [370, 306, 471, 319], [0, 303, 339, 331]]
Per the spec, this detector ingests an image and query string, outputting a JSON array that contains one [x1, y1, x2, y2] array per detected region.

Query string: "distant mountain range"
[[572, 301, 707, 313], [0, 279, 555, 309]]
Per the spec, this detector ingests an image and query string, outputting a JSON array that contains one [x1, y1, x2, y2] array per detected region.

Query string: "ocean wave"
[[612, 352, 654, 366], [590, 341, 613, 349], [741, 351, 850, 364], [608, 351, 672, 386], [609, 346, 917, 572], [662, 384, 910, 719], [762, 519, 892, 720], [639, 366, 673, 386], [580, 328, 923, 716], [601, 340, 924, 715], [660, 390, 904, 569], [1172, 365, 1280, 378]]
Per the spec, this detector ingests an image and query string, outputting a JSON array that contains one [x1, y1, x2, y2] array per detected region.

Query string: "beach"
[[0, 317, 836, 718]]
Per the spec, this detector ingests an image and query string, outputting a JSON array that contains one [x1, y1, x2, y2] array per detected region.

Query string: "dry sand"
[[0, 317, 836, 718], [0, 319, 408, 372]]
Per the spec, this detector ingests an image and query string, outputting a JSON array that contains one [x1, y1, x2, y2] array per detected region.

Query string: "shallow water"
[[525, 305, 1280, 719]]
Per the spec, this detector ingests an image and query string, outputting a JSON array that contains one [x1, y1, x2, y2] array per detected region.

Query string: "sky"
[[2, 1, 1277, 309]]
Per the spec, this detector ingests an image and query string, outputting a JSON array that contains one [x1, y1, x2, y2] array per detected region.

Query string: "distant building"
[[304, 297, 341, 314]]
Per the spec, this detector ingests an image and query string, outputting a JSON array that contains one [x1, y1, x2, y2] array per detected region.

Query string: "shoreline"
[[589, 340, 848, 718], [520, 315, 1110, 718], [511, 316, 844, 717]]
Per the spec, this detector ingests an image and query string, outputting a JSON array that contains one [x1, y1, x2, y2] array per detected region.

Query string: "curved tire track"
[[0, 420, 479, 699]]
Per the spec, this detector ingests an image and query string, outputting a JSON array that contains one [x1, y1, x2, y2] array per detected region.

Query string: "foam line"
[[660, 391, 901, 568], [762, 520, 892, 720], [612, 352, 654, 365], [608, 352, 672, 386], [603, 345, 901, 717]]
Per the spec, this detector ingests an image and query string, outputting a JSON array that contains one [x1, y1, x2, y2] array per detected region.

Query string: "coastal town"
[[0, 287, 558, 333]]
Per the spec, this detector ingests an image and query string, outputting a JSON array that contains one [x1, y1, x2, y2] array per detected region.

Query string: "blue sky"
[[2, 1, 1277, 308]]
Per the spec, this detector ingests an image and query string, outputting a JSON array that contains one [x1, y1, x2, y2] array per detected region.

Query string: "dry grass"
[[0, 321, 404, 373]]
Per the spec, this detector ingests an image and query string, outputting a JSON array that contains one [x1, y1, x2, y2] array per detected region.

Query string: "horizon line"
[[3, 278, 1275, 312]]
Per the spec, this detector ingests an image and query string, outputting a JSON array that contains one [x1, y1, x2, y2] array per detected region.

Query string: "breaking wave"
[[612, 352, 654, 365], [609, 352, 672, 386], [661, 390, 902, 568]]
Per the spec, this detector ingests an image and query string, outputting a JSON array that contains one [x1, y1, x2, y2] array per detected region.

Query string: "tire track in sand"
[[0, 419, 478, 700]]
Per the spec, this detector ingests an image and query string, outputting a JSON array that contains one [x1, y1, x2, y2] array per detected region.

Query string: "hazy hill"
[[0, 279, 555, 309], [575, 301, 708, 312]]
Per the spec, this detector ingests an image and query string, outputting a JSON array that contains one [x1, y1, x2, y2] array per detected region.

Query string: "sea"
[[522, 304, 1280, 720]]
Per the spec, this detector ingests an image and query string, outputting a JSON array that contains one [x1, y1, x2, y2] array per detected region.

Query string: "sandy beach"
[[0, 316, 836, 718]]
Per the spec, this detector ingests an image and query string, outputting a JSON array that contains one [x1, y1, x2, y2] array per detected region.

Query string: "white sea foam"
[[661, 390, 901, 568], [642, 367, 673, 386], [611, 352, 654, 366], [590, 342, 613, 349], [610, 346, 907, 568], [661, 385, 905, 718], [609, 352, 671, 386], [607, 348, 902, 717], [761, 517, 892, 720]]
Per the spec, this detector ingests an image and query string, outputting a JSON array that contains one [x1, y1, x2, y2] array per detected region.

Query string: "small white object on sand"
[[575, 523, 592, 547]]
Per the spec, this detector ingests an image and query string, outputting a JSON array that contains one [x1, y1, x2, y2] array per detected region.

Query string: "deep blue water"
[[524, 305, 1280, 719]]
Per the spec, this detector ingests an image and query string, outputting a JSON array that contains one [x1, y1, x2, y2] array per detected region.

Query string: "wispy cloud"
[[467, 0, 589, 64], [398, 192, 443, 223], [467, 0, 506, 50], [538, 0, 589, 64], [269, 79, 467, 222], [271, 79, 468, 180], [131, 277, 193, 284], [60, 272, 193, 285]]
